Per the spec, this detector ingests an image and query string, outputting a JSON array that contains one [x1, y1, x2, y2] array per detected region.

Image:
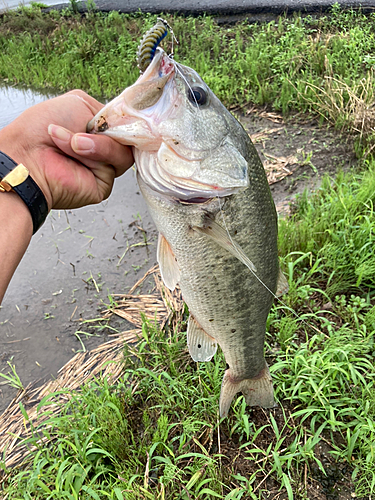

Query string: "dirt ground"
[[240, 109, 357, 214]]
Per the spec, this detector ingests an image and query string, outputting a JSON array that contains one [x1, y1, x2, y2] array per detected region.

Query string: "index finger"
[[63, 90, 105, 116]]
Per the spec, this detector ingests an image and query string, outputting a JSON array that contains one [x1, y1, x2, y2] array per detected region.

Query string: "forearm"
[[0, 190, 33, 304]]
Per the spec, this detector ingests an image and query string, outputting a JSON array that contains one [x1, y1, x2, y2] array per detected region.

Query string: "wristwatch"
[[0, 151, 49, 234]]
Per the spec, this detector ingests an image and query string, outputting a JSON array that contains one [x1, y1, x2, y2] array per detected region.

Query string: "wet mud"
[[0, 88, 357, 413]]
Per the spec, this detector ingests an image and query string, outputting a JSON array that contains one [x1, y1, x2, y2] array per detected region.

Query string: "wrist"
[[0, 189, 33, 230], [0, 141, 50, 234], [0, 123, 52, 211]]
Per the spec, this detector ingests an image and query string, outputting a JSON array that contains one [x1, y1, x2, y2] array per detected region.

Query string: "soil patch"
[[239, 110, 357, 216]]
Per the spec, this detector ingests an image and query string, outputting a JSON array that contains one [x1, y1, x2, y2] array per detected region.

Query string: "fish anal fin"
[[276, 267, 289, 297], [193, 220, 257, 274], [157, 233, 180, 291], [219, 364, 274, 418], [187, 315, 217, 362]]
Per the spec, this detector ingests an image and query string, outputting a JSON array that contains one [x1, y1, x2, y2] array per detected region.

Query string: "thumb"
[[71, 133, 134, 178]]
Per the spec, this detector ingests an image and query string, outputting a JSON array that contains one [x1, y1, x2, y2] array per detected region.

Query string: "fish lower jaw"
[[219, 364, 275, 418], [177, 196, 214, 204]]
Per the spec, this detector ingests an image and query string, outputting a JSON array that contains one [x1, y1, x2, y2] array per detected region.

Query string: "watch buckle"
[[0, 164, 29, 192]]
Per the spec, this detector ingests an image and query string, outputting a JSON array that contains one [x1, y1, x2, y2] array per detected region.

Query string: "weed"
[[0, 5, 375, 141], [30, 2, 48, 7], [68, 0, 80, 14], [74, 329, 100, 351], [0, 361, 24, 390], [278, 164, 375, 295], [2, 303, 374, 497], [85, 0, 96, 13]]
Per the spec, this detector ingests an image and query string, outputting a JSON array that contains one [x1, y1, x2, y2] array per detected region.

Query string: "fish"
[[87, 23, 288, 417]]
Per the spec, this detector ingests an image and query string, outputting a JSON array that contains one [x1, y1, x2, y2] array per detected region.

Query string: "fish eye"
[[188, 86, 207, 106]]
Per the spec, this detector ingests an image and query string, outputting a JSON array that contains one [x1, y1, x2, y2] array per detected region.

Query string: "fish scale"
[[87, 38, 286, 417]]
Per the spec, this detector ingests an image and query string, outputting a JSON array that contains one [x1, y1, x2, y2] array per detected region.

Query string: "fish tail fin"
[[219, 364, 274, 418]]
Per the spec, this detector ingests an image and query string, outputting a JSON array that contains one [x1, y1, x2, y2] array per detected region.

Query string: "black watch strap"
[[0, 151, 49, 234]]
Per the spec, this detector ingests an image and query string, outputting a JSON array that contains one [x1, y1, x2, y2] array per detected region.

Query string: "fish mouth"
[[87, 49, 249, 201], [87, 49, 175, 136]]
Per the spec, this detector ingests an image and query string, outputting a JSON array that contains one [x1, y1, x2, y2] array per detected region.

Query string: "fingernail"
[[48, 124, 71, 142], [72, 135, 95, 153]]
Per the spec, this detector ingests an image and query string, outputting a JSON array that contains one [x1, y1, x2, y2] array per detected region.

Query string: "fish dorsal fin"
[[276, 267, 289, 297], [157, 233, 180, 291], [192, 220, 257, 274], [187, 315, 217, 362]]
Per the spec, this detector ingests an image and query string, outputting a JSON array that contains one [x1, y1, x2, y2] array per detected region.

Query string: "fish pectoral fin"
[[220, 364, 275, 418], [192, 220, 257, 274], [157, 233, 180, 291], [187, 315, 217, 362], [276, 267, 289, 297]]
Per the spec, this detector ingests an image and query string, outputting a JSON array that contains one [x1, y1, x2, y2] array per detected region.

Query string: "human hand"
[[0, 89, 134, 211]]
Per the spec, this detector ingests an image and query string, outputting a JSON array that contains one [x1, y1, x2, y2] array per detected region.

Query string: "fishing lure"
[[137, 18, 176, 73]]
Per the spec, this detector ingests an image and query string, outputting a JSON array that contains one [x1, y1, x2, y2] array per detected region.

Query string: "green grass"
[[279, 163, 375, 296], [2, 5, 375, 151], [0, 5, 375, 120], [1, 272, 375, 498]]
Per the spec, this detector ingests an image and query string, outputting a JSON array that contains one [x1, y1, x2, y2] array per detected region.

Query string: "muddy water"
[[0, 87, 157, 412]]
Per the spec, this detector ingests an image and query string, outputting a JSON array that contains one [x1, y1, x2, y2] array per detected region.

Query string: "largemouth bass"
[[88, 29, 287, 417]]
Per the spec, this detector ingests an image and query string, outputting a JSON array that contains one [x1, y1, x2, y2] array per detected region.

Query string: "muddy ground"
[[0, 105, 357, 415]]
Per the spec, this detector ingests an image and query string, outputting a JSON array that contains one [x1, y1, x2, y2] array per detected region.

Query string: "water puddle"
[[0, 85, 57, 128], [0, 86, 157, 412], [1, 0, 64, 11]]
